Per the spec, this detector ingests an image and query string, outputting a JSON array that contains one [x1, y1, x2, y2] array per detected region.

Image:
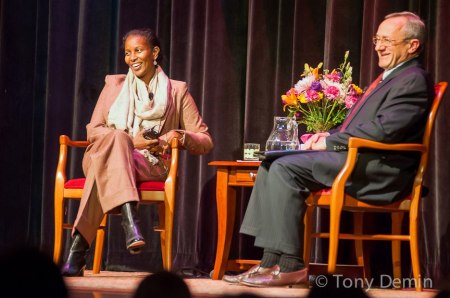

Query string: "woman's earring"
[[153, 60, 158, 67]]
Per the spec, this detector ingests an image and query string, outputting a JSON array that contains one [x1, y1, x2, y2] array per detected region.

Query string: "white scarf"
[[107, 67, 170, 163]]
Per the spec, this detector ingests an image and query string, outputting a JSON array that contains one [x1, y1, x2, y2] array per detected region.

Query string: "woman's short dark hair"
[[122, 28, 163, 64]]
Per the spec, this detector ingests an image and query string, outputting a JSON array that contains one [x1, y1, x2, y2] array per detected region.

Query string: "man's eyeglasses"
[[372, 36, 410, 47]]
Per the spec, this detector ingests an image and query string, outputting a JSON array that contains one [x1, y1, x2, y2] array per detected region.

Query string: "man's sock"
[[279, 254, 305, 272], [260, 249, 281, 268]]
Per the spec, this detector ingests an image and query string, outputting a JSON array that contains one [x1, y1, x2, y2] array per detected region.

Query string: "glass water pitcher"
[[265, 116, 299, 151]]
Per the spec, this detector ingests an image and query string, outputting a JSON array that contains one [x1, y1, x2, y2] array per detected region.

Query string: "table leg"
[[212, 167, 236, 280]]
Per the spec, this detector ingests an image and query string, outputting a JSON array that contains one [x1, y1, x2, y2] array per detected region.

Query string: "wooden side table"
[[208, 160, 261, 280]]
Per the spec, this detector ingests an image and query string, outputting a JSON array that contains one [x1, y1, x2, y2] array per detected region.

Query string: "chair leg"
[[92, 215, 107, 274], [157, 204, 167, 270], [353, 212, 368, 279], [391, 212, 404, 284], [303, 205, 314, 268], [328, 201, 343, 273], [409, 210, 422, 291], [53, 195, 65, 265], [164, 201, 174, 271]]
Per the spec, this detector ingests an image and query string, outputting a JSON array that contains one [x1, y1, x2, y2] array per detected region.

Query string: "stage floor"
[[65, 270, 439, 298]]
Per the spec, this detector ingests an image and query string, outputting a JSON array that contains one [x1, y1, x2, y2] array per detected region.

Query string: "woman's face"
[[124, 34, 160, 84]]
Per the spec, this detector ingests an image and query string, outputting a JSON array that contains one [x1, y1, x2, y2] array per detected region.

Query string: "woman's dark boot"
[[121, 202, 146, 254], [61, 232, 89, 277]]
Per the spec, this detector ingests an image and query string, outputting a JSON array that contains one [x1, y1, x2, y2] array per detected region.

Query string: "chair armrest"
[[59, 135, 89, 148], [348, 137, 426, 153], [163, 138, 180, 211], [167, 138, 180, 182], [55, 135, 89, 186], [329, 137, 426, 210]]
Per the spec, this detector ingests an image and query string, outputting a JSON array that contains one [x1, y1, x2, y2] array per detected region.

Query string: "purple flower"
[[310, 81, 322, 91]]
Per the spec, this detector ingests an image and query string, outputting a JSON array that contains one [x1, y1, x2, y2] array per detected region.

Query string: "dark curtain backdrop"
[[1, 0, 450, 285]]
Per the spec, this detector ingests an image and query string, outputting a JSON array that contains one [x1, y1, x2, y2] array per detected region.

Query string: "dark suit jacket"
[[312, 59, 434, 204]]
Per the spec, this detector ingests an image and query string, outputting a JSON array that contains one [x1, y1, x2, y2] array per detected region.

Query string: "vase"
[[265, 116, 299, 151]]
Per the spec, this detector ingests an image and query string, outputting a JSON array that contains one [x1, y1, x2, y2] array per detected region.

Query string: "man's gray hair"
[[385, 11, 426, 49]]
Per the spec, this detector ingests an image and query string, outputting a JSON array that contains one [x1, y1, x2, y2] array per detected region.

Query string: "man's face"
[[374, 17, 415, 70]]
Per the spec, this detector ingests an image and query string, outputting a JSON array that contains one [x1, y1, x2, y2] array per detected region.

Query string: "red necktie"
[[340, 73, 383, 132]]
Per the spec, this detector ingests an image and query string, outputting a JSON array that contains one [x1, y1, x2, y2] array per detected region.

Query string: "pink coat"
[[74, 75, 213, 243], [85, 74, 213, 159]]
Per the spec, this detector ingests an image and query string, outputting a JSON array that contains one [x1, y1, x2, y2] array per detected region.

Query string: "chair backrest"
[[411, 82, 447, 200]]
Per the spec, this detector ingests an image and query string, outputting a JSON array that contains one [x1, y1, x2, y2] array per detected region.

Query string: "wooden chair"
[[53, 135, 180, 273], [303, 82, 448, 291]]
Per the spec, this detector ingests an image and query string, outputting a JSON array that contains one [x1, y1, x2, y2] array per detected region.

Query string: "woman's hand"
[[303, 132, 330, 150], [158, 130, 183, 154], [133, 129, 160, 151]]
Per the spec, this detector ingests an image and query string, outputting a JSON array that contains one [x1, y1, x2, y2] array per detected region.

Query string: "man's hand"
[[303, 132, 330, 150]]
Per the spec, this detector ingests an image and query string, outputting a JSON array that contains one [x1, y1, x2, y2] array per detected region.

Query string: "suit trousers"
[[240, 152, 327, 256], [73, 129, 167, 244]]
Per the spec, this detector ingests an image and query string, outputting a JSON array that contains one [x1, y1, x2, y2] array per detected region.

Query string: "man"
[[225, 11, 434, 287]]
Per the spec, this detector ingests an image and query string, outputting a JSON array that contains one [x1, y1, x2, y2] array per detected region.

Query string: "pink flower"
[[305, 89, 322, 102], [286, 88, 299, 96], [323, 86, 340, 100], [324, 72, 341, 83], [345, 95, 358, 108]]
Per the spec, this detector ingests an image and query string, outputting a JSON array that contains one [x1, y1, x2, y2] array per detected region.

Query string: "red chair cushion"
[[138, 181, 165, 191], [64, 178, 85, 189], [64, 178, 165, 191], [313, 188, 332, 195]]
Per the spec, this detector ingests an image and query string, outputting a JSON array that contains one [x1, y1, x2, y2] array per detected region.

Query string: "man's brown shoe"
[[240, 266, 308, 287], [222, 264, 278, 284]]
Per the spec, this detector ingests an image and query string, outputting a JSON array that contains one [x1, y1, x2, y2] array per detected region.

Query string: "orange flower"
[[281, 88, 298, 106], [311, 67, 320, 80], [304, 62, 323, 80], [352, 84, 363, 95]]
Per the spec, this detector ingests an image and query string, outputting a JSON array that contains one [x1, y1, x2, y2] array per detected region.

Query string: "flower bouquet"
[[281, 51, 363, 133]]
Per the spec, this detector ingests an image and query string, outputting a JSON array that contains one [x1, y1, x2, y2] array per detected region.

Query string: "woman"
[[62, 28, 213, 276]]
